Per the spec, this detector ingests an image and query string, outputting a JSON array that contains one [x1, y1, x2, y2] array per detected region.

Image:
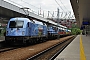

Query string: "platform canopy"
[[70, 0, 90, 27]]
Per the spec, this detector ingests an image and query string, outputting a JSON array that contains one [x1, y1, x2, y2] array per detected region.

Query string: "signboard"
[[82, 21, 90, 25]]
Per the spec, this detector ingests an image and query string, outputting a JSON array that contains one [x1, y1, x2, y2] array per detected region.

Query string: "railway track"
[[0, 41, 23, 53], [0, 36, 75, 60], [0, 47, 18, 53], [0, 36, 71, 53], [27, 36, 75, 60]]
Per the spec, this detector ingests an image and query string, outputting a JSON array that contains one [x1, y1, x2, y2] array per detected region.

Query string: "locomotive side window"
[[27, 22, 29, 27], [9, 21, 24, 28], [52, 27, 57, 32]]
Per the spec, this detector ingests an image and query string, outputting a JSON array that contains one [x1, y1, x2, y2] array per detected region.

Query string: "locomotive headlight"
[[22, 31, 25, 35]]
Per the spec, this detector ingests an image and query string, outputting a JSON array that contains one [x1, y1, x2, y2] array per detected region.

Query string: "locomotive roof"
[[9, 17, 31, 22]]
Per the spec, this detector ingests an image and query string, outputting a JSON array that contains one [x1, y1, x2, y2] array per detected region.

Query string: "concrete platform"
[[82, 35, 90, 60], [54, 35, 90, 60], [0, 40, 4, 42]]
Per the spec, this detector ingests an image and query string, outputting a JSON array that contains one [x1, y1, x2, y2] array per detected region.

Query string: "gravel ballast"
[[0, 36, 73, 60]]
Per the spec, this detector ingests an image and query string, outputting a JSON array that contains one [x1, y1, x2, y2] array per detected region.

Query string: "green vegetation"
[[0, 26, 6, 36], [69, 24, 81, 35], [70, 28, 81, 35]]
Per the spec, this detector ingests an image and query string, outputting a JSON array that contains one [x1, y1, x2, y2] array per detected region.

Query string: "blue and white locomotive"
[[5, 17, 47, 44], [5, 17, 71, 44]]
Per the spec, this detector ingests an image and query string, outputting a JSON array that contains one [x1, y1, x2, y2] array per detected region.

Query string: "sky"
[[4, 0, 74, 19]]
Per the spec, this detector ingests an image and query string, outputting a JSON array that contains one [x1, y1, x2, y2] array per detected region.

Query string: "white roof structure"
[[0, 0, 67, 29]]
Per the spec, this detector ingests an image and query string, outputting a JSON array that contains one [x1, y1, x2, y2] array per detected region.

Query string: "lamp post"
[[57, 8, 60, 39]]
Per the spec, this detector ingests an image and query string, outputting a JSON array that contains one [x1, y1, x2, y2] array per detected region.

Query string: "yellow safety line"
[[80, 35, 86, 60]]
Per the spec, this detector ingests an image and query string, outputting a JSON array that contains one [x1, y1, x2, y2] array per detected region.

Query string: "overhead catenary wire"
[[7, 0, 37, 14], [55, 0, 75, 19], [55, 0, 65, 12], [59, 0, 69, 12], [55, 0, 68, 19], [7, 0, 24, 7], [21, 0, 48, 16], [21, 0, 40, 9], [59, 0, 75, 19], [21, 0, 55, 17]]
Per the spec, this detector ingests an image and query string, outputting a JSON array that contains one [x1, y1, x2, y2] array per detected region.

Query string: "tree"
[[70, 28, 81, 35], [69, 24, 81, 35]]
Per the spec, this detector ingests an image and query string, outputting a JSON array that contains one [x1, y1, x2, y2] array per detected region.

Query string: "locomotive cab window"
[[9, 21, 24, 28], [9, 21, 16, 28]]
